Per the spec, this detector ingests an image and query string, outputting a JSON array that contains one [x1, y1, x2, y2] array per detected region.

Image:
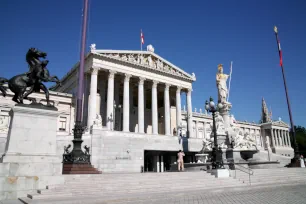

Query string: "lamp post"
[[205, 97, 224, 169], [62, 0, 95, 173]]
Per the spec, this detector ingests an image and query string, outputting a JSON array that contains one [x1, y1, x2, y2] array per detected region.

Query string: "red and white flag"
[[274, 26, 283, 67], [141, 30, 144, 45]]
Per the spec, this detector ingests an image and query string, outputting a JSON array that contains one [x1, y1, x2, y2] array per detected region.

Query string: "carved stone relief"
[[100, 53, 192, 79]]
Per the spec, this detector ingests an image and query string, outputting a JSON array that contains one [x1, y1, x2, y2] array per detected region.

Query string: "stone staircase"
[[16, 168, 306, 203], [231, 167, 306, 186], [19, 171, 244, 203]]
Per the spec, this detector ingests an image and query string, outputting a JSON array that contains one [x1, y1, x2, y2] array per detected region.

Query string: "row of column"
[[87, 68, 193, 137], [270, 129, 291, 148]]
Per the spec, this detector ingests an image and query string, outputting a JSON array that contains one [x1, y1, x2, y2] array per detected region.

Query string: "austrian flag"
[[278, 39, 283, 67], [141, 30, 144, 45], [274, 26, 283, 67]]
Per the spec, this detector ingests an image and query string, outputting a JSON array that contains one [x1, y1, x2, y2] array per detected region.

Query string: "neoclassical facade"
[[53, 46, 196, 138], [0, 45, 294, 173]]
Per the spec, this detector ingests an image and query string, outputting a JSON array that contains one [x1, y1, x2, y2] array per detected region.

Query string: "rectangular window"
[[59, 116, 67, 131]]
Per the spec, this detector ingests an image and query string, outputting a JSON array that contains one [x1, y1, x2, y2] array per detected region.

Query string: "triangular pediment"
[[92, 50, 196, 81], [272, 120, 289, 127]]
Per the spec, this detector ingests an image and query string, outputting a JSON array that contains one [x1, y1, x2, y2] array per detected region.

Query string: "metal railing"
[[234, 164, 254, 185]]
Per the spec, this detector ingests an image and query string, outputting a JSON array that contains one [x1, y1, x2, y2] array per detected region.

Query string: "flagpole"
[[141, 29, 142, 51], [274, 26, 299, 159], [227, 61, 233, 102]]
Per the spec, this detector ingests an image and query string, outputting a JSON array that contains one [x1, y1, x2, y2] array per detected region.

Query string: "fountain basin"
[[195, 153, 209, 163]]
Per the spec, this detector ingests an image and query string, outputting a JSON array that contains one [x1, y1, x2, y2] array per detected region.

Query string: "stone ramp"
[[19, 172, 244, 203]]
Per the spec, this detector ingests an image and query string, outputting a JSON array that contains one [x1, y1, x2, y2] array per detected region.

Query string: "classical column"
[[99, 80, 106, 125], [87, 67, 98, 128], [164, 84, 171, 135], [287, 131, 291, 147], [203, 121, 207, 139], [275, 129, 278, 146], [129, 83, 134, 132], [123, 74, 131, 132], [106, 70, 116, 130], [152, 81, 158, 135], [278, 130, 282, 146], [281, 130, 285, 147], [187, 89, 193, 138], [176, 87, 182, 135], [285, 130, 289, 147], [274, 129, 277, 147], [195, 121, 199, 138], [271, 129, 276, 148], [138, 77, 145, 133]]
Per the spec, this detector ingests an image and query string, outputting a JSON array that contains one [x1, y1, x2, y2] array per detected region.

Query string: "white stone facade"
[[0, 48, 294, 173]]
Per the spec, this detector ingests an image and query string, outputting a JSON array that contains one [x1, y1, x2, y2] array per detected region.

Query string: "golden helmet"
[[218, 64, 223, 71]]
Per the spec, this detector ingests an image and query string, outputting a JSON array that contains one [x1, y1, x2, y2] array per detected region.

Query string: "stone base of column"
[[210, 169, 230, 178], [62, 164, 101, 174]]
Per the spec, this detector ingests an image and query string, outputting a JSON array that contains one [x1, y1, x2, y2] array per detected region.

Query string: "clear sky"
[[0, 0, 305, 127]]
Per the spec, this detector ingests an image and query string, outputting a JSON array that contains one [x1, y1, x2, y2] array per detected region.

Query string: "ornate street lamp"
[[205, 97, 224, 169], [62, 0, 99, 174]]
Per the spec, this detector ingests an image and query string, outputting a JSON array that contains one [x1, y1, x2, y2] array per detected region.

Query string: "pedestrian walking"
[[177, 150, 185, 171]]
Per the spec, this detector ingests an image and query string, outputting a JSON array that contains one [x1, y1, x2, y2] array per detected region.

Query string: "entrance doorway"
[[144, 150, 197, 172]]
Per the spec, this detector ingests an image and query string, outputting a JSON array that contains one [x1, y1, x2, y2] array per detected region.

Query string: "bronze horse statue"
[[0, 77, 8, 97], [1, 48, 61, 105]]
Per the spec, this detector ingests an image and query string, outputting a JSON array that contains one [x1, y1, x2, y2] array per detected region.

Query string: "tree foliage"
[[294, 126, 306, 154]]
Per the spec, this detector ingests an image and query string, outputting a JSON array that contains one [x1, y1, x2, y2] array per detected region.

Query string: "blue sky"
[[0, 0, 305, 127]]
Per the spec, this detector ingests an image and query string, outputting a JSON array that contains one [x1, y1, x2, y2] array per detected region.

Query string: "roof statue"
[[261, 98, 271, 123], [90, 44, 96, 51], [147, 44, 154, 52]]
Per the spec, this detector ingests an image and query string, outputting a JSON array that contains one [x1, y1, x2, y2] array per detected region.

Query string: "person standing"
[[300, 155, 305, 168], [177, 150, 185, 171]]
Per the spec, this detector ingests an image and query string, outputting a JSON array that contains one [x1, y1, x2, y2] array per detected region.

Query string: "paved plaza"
[[3, 183, 305, 204], [99, 184, 306, 204]]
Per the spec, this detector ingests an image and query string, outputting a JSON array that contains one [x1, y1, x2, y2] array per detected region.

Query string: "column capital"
[[176, 86, 182, 93], [90, 67, 99, 75], [124, 74, 132, 82], [152, 80, 159, 88], [108, 70, 116, 79], [165, 83, 170, 90], [139, 77, 146, 85]]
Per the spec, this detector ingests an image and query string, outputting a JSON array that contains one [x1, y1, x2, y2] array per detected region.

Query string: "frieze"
[[96, 52, 195, 81]]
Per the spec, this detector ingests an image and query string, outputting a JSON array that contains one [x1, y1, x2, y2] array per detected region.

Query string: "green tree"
[[294, 126, 306, 155]]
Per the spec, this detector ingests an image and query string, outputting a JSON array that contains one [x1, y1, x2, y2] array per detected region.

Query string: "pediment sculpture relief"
[[99, 52, 192, 79]]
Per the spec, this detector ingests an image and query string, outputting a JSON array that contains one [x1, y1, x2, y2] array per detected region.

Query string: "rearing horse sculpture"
[[0, 77, 8, 97], [1, 48, 61, 105]]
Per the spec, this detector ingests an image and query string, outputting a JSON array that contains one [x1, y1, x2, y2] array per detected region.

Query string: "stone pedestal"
[[0, 104, 64, 200], [211, 169, 230, 178], [218, 103, 232, 129]]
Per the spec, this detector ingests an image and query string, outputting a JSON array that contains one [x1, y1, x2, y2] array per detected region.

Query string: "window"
[[59, 116, 67, 131]]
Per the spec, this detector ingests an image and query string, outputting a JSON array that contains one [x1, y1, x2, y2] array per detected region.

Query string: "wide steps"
[[28, 183, 244, 200], [41, 180, 238, 194]]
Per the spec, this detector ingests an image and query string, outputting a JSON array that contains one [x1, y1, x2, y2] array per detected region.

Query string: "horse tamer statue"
[[0, 48, 61, 106]]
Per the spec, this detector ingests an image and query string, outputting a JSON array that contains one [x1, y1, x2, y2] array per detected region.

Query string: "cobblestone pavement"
[[101, 184, 306, 204]]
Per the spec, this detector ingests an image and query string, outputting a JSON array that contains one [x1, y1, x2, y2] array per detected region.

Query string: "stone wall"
[[90, 129, 203, 173]]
